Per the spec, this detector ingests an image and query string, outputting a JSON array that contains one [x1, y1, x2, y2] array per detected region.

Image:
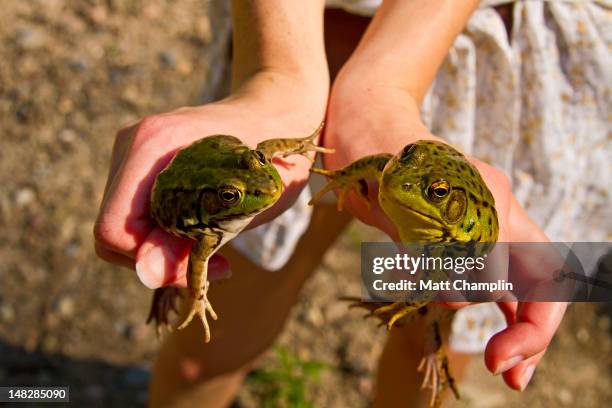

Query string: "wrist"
[[191, 69, 328, 149], [325, 76, 441, 168], [232, 67, 329, 109]]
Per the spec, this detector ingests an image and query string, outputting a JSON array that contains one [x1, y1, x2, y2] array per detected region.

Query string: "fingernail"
[[519, 364, 535, 391], [135, 246, 165, 289], [494, 355, 524, 375]]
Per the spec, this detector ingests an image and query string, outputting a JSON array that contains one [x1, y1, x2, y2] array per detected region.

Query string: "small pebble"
[[0, 305, 15, 322], [58, 128, 77, 144], [558, 388, 573, 404], [195, 17, 212, 43], [57, 296, 75, 318], [325, 302, 347, 322], [176, 60, 193, 76], [58, 98, 74, 114], [15, 28, 47, 50], [40, 335, 58, 353], [358, 376, 372, 395], [306, 307, 324, 327], [68, 59, 88, 72], [576, 327, 590, 343], [597, 315, 610, 332], [158, 51, 177, 68], [15, 188, 35, 207]]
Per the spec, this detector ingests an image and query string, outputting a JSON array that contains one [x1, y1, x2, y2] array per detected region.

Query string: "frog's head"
[[379, 141, 498, 243], [199, 149, 282, 227]]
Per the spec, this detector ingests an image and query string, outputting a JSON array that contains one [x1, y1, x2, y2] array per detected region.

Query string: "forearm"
[[342, 0, 479, 102], [231, 0, 329, 91]]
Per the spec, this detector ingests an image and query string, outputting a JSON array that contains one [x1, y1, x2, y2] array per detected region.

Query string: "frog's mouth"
[[382, 195, 447, 242]]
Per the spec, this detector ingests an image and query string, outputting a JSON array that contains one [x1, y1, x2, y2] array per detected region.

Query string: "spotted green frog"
[[310, 140, 498, 408], [147, 123, 331, 342]]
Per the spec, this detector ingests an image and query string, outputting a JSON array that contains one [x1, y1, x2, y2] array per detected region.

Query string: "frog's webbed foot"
[[309, 154, 392, 210], [289, 123, 335, 159], [309, 168, 371, 211], [417, 319, 460, 408], [340, 298, 426, 329], [340, 296, 387, 319], [176, 280, 218, 342], [255, 122, 334, 161], [147, 286, 182, 337], [418, 346, 459, 408], [374, 302, 427, 330]]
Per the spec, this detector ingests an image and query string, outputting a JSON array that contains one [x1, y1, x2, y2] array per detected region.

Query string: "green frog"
[[309, 140, 499, 408], [147, 123, 331, 342]]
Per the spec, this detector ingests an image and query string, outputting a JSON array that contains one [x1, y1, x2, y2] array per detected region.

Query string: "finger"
[[501, 349, 545, 391], [135, 227, 231, 288], [497, 301, 518, 326], [94, 242, 135, 269], [95, 116, 187, 257], [101, 124, 138, 203], [484, 302, 567, 375], [441, 301, 472, 310]]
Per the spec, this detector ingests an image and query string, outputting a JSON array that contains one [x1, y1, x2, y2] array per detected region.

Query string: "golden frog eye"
[[241, 150, 267, 169], [427, 180, 450, 201], [218, 186, 242, 206]]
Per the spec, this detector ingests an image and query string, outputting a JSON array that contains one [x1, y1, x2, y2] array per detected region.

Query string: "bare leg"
[[374, 314, 471, 408], [149, 204, 352, 408]]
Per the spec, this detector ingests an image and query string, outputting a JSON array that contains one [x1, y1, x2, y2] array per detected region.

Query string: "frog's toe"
[[147, 287, 182, 337], [299, 141, 335, 155], [176, 294, 218, 342], [418, 348, 459, 408]]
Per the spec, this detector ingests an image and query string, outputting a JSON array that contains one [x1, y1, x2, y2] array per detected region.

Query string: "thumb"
[[135, 228, 231, 288]]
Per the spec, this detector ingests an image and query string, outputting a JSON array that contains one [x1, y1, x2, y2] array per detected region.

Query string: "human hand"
[[323, 74, 567, 391], [94, 71, 327, 289]]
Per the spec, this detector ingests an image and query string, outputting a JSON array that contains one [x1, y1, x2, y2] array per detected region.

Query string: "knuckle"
[[94, 241, 112, 262], [93, 216, 114, 248], [93, 215, 129, 253], [131, 116, 166, 147], [131, 115, 182, 151], [138, 115, 175, 138]]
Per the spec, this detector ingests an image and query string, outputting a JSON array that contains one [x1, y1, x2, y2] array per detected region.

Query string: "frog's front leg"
[[309, 154, 392, 211], [419, 309, 460, 408], [176, 233, 222, 342], [255, 122, 334, 160]]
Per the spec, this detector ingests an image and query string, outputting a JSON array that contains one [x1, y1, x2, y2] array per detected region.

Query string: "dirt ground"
[[0, 1, 610, 407]]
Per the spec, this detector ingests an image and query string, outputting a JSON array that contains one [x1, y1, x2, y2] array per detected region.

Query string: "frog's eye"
[[253, 150, 267, 165], [241, 150, 267, 169], [427, 180, 450, 201], [218, 186, 242, 206]]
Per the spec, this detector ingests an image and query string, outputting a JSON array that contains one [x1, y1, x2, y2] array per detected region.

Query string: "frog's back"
[[155, 135, 248, 189]]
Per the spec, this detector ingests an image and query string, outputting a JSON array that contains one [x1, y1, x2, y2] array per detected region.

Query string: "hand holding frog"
[[94, 71, 328, 293], [322, 77, 567, 392]]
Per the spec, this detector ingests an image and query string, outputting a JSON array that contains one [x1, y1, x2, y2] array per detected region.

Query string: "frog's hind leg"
[[418, 317, 460, 408], [309, 154, 392, 211], [175, 234, 221, 342]]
